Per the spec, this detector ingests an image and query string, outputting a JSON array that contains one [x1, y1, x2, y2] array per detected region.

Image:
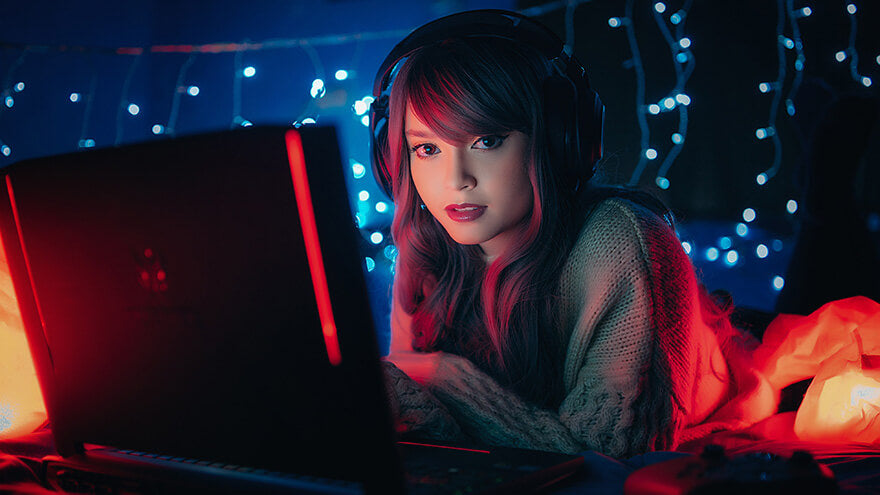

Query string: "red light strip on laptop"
[[397, 441, 491, 454], [5, 176, 49, 338], [284, 130, 342, 367]]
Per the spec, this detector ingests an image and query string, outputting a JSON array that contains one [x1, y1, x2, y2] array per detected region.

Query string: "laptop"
[[0, 126, 584, 494]]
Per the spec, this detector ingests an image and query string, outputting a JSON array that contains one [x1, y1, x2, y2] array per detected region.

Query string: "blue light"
[[772, 276, 785, 290], [786, 199, 798, 214], [706, 247, 719, 262], [736, 223, 749, 237], [311, 79, 325, 99], [358, 190, 370, 201], [756, 173, 768, 185], [1, 145, 10, 156], [375, 201, 389, 213], [353, 100, 369, 115], [877, 55, 880, 65], [608, 17, 621, 28], [676, 52, 688, 63], [847, 3, 857, 14], [719, 236, 732, 250], [312, 78, 324, 90], [301, 117, 316, 125], [663, 97, 675, 109], [670, 12, 681, 24], [786, 100, 796, 116], [743, 208, 756, 222], [365, 257, 375, 272], [243, 66, 256, 78], [240, 119, 253, 127], [756, 128, 767, 140], [69, 92, 81, 102], [655, 176, 670, 189], [795, 57, 805, 71], [681, 241, 692, 255], [801, 7, 812, 16], [675, 94, 691, 105], [759, 82, 770, 93], [4, 96, 13, 108], [335, 69, 349, 81], [362, 95, 375, 105], [863, 77, 873, 87], [648, 104, 661, 115], [355, 214, 363, 228], [78, 139, 95, 148], [654, 2, 666, 13], [127, 103, 140, 115], [781, 37, 795, 49], [187, 85, 200, 96], [756, 244, 769, 259], [152, 124, 164, 135], [671, 133, 683, 144], [835, 51, 847, 62], [645, 148, 658, 160], [383, 245, 397, 261], [361, 115, 370, 127], [370, 232, 384, 244], [678, 37, 692, 49], [725, 250, 739, 266], [14, 82, 24, 92], [772, 239, 784, 252], [352, 162, 366, 179]]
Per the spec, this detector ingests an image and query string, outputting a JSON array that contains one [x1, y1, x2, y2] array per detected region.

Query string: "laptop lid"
[[0, 126, 404, 493]]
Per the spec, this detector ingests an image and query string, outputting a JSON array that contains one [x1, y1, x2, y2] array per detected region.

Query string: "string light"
[[351, 161, 366, 179], [756, 244, 769, 258], [243, 66, 256, 78], [334, 69, 349, 80]]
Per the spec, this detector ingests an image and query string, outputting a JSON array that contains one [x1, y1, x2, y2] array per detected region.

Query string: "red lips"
[[445, 203, 486, 222]]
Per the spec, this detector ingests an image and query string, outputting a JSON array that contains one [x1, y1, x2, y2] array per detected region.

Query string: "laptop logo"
[[135, 248, 168, 292]]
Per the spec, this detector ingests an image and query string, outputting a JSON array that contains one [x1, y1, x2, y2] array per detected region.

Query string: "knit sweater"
[[384, 198, 777, 458]]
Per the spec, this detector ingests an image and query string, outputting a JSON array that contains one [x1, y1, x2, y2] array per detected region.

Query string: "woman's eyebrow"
[[405, 129, 435, 139]]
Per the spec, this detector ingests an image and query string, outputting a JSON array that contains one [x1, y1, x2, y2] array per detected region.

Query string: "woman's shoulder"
[[573, 196, 674, 254]]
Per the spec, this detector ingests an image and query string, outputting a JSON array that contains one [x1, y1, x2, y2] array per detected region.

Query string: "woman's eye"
[[472, 135, 506, 150], [410, 144, 439, 158]]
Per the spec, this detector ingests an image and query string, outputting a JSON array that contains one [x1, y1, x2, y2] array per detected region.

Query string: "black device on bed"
[[0, 126, 583, 494]]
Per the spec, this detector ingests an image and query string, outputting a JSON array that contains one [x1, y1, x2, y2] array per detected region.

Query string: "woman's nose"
[[445, 152, 476, 191]]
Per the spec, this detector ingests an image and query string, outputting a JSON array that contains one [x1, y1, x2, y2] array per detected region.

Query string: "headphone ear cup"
[[543, 75, 580, 189], [581, 90, 604, 181], [369, 96, 394, 200]]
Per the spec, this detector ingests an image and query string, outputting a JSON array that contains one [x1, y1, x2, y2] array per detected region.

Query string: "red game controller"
[[623, 445, 838, 495]]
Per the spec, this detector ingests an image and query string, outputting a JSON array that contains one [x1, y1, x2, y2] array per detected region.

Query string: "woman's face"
[[405, 104, 534, 262]]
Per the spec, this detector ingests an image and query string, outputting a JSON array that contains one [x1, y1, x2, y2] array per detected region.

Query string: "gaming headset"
[[369, 9, 604, 200]]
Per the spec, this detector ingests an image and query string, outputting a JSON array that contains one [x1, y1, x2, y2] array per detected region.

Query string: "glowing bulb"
[[361, 115, 370, 127], [152, 124, 164, 134], [756, 173, 768, 185], [608, 17, 621, 28], [656, 176, 670, 189], [311, 79, 325, 98], [671, 133, 683, 144], [736, 223, 749, 237], [676, 94, 691, 106], [240, 119, 253, 127], [786, 199, 798, 213], [362, 96, 375, 104], [383, 245, 397, 260], [772, 239, 784, 251], [876, 55, 880, 65], [654, 2, 666, 13], [756, 128, 767, 140], [836, 51, 847, 62], [4, 96, 13, 108], [681, 241, 692, 254], [718, 237, 732, 250], [301, 117, 316, 125], [375, 202, 389, 213], [743, 208, 756, 222], [127, 103, 140, 115], [795, 57, 805, 71], [676, 52, 688, 63], [14, 82, 24, 92], [648, 104, 661, 115], [786, 100, 796, 116], [670, 12, 681, 24], [312, 78, 324, 90], [663, 97, 675, 109], [645, 148, 658, 160], [187, 85, 200, 96], [243, 66, 256, 78], [862, 77, 873, 87], [678, 37, 692, 49], [801, 7, 812, 16], [759, 82, 771, 93], [358, 190, 370, 201], [756, 244, 769, 258], [1, 145, 10, 156], [725, 250, 739, 266], [78, 139, 95, 148], [353, 100, 368, 115], [847, 3, 857, 14], [781, 37, 795, 49], [370, 232, 384, 244], [69, 92, 80, 102], [365, 257, 375, 272], [335, 69, 349, 81], [772, 276, 785, 290], [352, 162, 366, 179], [706, 247, 719, 262]]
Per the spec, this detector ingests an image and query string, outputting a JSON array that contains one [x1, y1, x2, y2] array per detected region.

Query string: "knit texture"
[[385, 198, 776, 457]]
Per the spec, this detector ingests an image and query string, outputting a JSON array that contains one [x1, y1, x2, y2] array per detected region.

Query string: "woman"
[[374, 10, 775, 458]]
